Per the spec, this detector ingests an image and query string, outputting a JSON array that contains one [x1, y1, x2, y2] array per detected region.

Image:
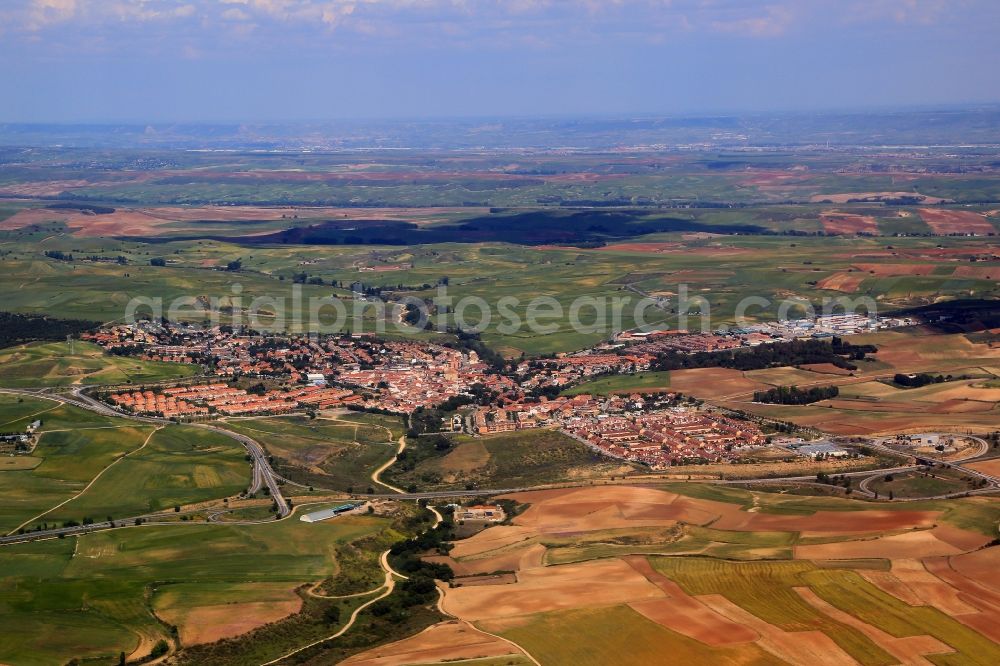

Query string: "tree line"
[[754, 385, 839, 405], [0, 311, 97, 349], [649, 337, 876, 373]]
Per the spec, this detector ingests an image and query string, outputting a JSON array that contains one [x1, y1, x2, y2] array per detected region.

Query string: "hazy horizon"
[[3, 0, 999, 124], [4, 101, 1000, 126]]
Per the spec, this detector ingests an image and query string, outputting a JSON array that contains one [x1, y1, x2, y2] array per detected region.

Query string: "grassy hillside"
[[562, 371, 672, 396], [219, 412, 404, 492], [0, 341, 201, 387], [383, 428, 639, 492]]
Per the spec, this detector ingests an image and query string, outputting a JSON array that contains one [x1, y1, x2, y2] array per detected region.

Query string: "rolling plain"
[[2, 121, 1000, 665]]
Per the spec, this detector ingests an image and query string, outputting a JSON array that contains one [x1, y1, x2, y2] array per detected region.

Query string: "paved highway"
[[0, 387, 290, 519], [195, 423, 289, 516], [3, 387, 999, 546]]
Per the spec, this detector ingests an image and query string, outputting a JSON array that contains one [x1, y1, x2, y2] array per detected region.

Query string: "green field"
[[0, 420, 157, 533], [4, 231, 1000, 355], [0, 396, 252, 531], [43, 425, 251, 524], [495, 604, 777, 666], [0, 514, 396, 665], [220, 412, 404, 492], [867, 469, 976, 499], [0, 392, 57, 428], [561, 371, 671, 396], [0, 341, 201, 388]]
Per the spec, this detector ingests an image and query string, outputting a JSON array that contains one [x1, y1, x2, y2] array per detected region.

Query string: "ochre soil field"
[[794, 587, 954, 663], [669, 368, 768, 400], [0, 204, 484, 236], [852, 263, 937, 276], [819, 212, 878, 235], [622, 556, 759, 646], [697, 594, 863, 665], [793, 528, 988, 560], [342, 619, 524, 666], [440, 557, 665, 620], [820, 397, 995, 414], [855, 329, 1000, 375], [816, 271, 867, 292], [967, 458, 1000, 477], [164, 599, 303, 645], [919, 208, 997, 235], [422, 485, 1000, 666], [953, 265, 1000, 280], [1, 207, 174, 236], [488, 486, 950, 541]]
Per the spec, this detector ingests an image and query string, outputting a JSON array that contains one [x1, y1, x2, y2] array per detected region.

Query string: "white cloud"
[[222, 7, 251, 20], [710, 4, 794, 38], [26, 0, 78, 29], [2, 0, 991, 54]]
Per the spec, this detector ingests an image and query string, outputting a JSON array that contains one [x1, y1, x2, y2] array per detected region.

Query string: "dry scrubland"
[[350, 484, 1000, 666]]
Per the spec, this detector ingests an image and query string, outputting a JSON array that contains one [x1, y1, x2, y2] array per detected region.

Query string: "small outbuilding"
[[300, 503, 359, 523]]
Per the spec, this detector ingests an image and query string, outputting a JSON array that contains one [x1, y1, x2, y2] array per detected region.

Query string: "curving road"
[[3, 386, 999, 548], [194, 423, 288, 516], [0, 387, 289, 520], [370, 434, 407, 494], [261, 548, 399, 666]]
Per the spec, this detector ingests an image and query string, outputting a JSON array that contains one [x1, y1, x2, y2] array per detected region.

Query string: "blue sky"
[[2, 0, 998, 122]]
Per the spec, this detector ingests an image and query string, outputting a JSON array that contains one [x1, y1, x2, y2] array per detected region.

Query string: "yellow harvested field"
[[810, 192, 948, 204], [669, 368, 768, 400], [793, 530, 968, 560], [444, 542, 547, 576], [966, 458, 1000, 478], [716, 508, 939, 535], [164, 599, 302, 646], [448, 525, 535, 559], [892, 559, 977, 613], [441, 558, 665, 621], [417, 485, 1000, 665], [816, 271, 868, 293], [800, 363, 855, 376], [504, 485, 720, 533], [341, 620, 523, 666], [744, 367, 825, 387]]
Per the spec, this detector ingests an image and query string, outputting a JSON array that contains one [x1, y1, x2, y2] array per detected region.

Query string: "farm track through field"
[[0, 401, 60, 429], [261, 549, 399, 665], [7, 424, 163, 535], [371, 434, 408, 494]]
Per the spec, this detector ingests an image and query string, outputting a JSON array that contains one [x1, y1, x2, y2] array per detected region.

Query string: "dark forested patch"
[[0, 311, 98, 349], [893, 299, 1000, 331], [754, 385, 839, 404], [129, 210, 767, 247], [649, 337, 875, 373], [45, 202, 116, 214], [893, 373, 948, 388]]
